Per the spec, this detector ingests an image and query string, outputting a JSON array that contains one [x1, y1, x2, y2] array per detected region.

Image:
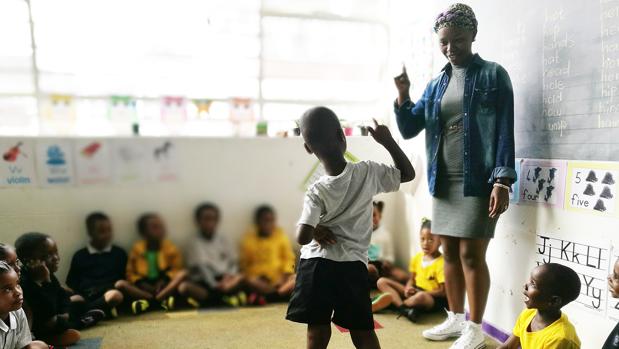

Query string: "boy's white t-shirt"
[[0, 308, 32, 349], [298, 161, 401, 264]]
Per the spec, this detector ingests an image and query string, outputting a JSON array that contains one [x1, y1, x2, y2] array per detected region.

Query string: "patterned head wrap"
[[433, 3, 478, 34]]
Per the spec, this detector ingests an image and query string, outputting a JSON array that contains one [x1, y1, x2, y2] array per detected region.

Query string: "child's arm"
[[367, 119, 415, 183], [404, 273, 416, 297], [296, 224, 337, 246], [497, 335, 520, 349]]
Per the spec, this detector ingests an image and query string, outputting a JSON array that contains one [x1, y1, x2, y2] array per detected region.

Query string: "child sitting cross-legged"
[[498, 263, 581, 349], [372, 218, 447, 323], [126, 213, 188, 314]]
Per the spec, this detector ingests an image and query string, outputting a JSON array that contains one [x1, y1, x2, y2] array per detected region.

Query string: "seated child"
[[66, 212, 126, 317], [367, 201, 408, 285], [16, 232, 105, 347], [0, 261, 48, 349], [498, 263, 581, 349], [604, 257, 619, 349], [126, 213, 187, 313], [240, 205, 296, 304], [286, 109, 414, 349], [180, 203, 245, 307], [372, 218, 446, 323]]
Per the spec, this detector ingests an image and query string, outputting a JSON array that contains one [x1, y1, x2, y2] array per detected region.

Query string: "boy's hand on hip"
[[367, 119, 395, 146], [314, 225, 337, 247]]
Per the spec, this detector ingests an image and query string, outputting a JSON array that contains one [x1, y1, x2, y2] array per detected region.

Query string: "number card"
[[518, 159, 566, 208], [565, 161, 619, 217]]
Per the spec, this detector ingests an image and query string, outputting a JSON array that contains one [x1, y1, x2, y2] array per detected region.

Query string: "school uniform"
[[513, 309, 580, 349], [408, 252, 448, 310], [126, 239, 183, 285], [20, 271, 73, 337], [286, 161, 401, 330], [0, 309, 32, 349], [186, 233, 238, 289], [239, 227, 295, 285], [66, 244, 127, 301]]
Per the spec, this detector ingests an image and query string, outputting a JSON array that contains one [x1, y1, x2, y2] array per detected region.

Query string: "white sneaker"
[[449, 321, 486, 349], [422, 310, 466, 341]]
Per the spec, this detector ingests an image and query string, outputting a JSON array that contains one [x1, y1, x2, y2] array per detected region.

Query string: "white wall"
[[0, 136, 404, 282]]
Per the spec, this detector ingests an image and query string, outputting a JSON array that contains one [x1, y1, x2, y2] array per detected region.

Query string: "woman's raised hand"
[[394, 65, 411, 105]]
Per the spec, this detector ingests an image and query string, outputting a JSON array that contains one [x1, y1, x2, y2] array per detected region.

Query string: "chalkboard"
[[434, 0, 619, 161]]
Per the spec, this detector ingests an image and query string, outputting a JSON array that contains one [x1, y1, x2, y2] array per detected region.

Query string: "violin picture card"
[[0, 139, 36, 187]]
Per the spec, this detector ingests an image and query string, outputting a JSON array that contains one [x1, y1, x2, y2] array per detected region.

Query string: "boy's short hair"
[[0, 261, 12, 276], [137, 213, 157, 235], [299, 106, 342, 151], [254, 204, 275, 224], [86, 211, 110, 234], [195, 202, 220, 221], [15, 232, 50, 260], [541, 263, 581, 306]]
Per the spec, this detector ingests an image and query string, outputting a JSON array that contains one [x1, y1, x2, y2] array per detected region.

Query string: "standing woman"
[[393, 4, 516, 349]]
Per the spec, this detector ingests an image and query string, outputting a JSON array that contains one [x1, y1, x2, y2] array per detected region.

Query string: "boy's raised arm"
[[367, 119, 415, 183]]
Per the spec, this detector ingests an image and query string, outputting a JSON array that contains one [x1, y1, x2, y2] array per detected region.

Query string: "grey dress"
[[432, 65, 498, 239]]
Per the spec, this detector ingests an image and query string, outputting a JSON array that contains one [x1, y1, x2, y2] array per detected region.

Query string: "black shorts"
[[286, 258, 374, 331], [415, 287, 449, 312]]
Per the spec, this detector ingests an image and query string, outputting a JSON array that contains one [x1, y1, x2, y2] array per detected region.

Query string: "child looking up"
[[16, 232, 105, 347], [240, 205, 296, 304], [373, 218, 446, 323], [498, 263, 581, 349], [604, 257, 619, 349], [66, 212, 126, 318], [181, 203, 245, 307], [126, 213, 187, 313], [0, 261, 48, 349], [286, 107, 414, 349]]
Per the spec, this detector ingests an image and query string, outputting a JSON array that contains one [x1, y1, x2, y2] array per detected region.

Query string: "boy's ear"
[[304, 143, 313, 154], [549, 295, 562, 308]]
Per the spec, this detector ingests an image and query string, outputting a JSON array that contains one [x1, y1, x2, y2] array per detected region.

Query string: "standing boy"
[[286, 107, 414, 349]]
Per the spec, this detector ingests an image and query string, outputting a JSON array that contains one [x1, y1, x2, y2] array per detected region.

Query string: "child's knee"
[[105, 289, 124, 304], [178, 281, 190, 295], [70, 294, 85, 303], [27, 340, 49, 349], [114, 279, 129, 290], [375, 277, 388, 290]]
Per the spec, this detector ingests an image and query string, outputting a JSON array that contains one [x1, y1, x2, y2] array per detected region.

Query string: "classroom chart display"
[[518, 159, 566, 207], [74, 139, 112, 185], [35, 140, 75, 186], [565, 161, 619, 217], [0, 139, 36, 187], [536, 233, 611, 315], [144, 139, 180, 182], [510, 159, 523, 203], [111, 140, 147, 183]]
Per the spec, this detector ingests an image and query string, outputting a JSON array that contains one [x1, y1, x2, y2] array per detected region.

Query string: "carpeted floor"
[[76, 304, 500, 348]]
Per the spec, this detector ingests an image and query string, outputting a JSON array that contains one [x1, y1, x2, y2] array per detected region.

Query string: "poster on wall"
[[518, 159, 566, 208], [535, 233, 611, 316], [35, 140, 74, 186], [74, 139, 112, 185], [145, 139, 180, 182], [111, 140, 147, 183], [510, 158, 523, 203], [0, 139, 36, 187], [565, 161, 619, 217]]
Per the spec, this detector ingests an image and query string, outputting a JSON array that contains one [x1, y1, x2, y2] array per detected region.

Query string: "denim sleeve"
[[489, 65, 517, 184], [394, 83, 429, 139]]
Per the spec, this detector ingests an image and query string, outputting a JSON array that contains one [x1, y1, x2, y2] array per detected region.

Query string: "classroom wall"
[[0, 136, 405, 283]]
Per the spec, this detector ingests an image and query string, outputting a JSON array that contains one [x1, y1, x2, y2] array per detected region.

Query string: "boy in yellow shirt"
[[373, 218, 447, 322], [240, 205, 296, 304], [499, 263, 581, 349]]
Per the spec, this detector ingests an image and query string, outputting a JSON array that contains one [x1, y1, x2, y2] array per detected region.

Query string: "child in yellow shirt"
[[499, 263, 581, 349], [373, 218, 447, 322], [240, 205, 296, 305]]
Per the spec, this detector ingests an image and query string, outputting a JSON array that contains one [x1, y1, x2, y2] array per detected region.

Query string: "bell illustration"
[[586, 170, 598, 183], [601, 186, 614, 199], [583, 184, 596, 196], [602, 172, 615, 185], [594, 199, 607, 212]]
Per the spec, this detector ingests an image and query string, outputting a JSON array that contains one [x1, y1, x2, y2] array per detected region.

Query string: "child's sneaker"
[[78, 309, 106, 328], [449, 321, 486, 349], [396, 307, 419, 323], [237, 291, 247, 306], [422, 310, 465, 340], [248, 292, 267, 306], [108, 306, 119, 319], [187, 297, 200, 309], [161, 296, 175, 311], [222, 295, 240, 307], [131, 299, 150, 315]]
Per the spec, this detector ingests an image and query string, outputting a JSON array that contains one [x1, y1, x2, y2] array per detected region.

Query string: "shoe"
[[422, 310, 465, 341], [187, 297, 200, 309], [237, 291, 247, 306], [161, 296, 175, 311], [396, 307, 419, 323], [78, 309, 105, 328], [248, 292, 267, 306], [131, 299, 150, 315], [449, 321, 486, 349], [222, 295, 240, 307], [371, 293, 392, 312], [109, 306, 119, 319]]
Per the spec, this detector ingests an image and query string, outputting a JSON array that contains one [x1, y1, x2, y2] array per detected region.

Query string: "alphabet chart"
[[536, 234, 611, 315], [518, 159, 566, 208], [565, 161, 619, 217]]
